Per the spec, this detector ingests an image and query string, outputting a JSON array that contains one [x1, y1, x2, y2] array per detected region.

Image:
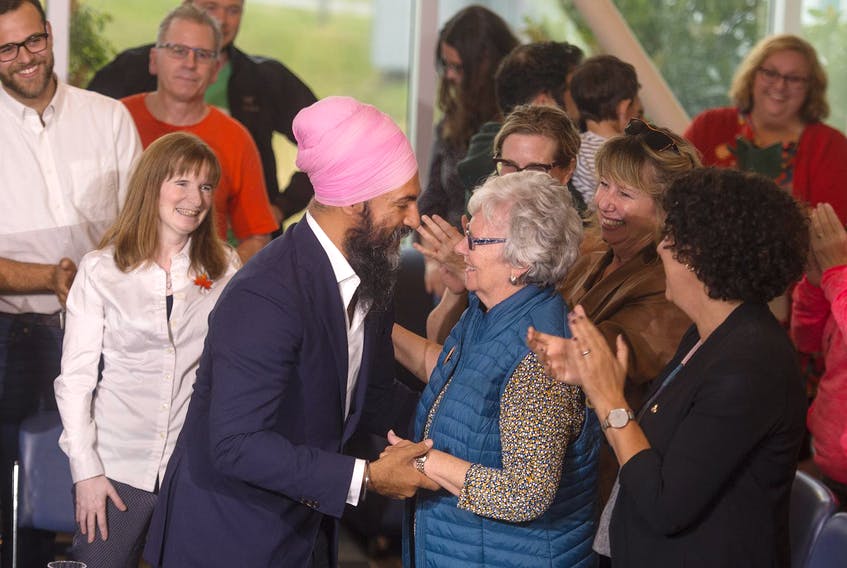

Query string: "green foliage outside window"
[[804, 6, 847, 131], [554, 0, 844, 130], [68, 0, 114, 87]]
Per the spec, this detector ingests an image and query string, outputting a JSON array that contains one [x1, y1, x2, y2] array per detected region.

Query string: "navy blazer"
[[144, 220, 401, 567], [610, 302, 806, 567]]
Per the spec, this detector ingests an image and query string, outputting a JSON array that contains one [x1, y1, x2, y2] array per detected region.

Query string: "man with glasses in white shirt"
[[120, 4, 277, 264], [0, 1, 141, 565]]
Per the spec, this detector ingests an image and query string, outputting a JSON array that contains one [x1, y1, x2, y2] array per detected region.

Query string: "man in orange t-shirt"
[[121, 4, 276, 262]]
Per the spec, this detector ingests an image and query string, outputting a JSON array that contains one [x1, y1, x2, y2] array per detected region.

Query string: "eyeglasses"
[[624, 118, 679, 154], [0, 32, 49, 63], [465, 227, 507, 251], [156, 42, 218, 63], [493, 157, 562, 176], [756, 67, 809, 90]]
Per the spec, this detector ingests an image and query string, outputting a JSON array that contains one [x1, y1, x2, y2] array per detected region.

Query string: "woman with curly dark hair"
[[528, 167, 809, 567]]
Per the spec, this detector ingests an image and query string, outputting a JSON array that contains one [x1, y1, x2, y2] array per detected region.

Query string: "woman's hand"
[[380, 429, 417, 457], [74, 475, 127, 542], [415, 214, 466, 294], [526, 327, 580, 384], [565, 305, 629, 414], [811, 203, 847, 273]]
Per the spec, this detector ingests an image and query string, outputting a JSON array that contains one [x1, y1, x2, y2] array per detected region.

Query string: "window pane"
[[801, 1, 847, 130], [611, 0, 769, 118], [80, 0, 412, 207]]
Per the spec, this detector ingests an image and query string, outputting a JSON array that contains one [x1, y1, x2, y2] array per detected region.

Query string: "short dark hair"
[[569, 55, 639, 123], [494, 41, 584, 115], [0, 0, 46, 22], [662, 167, 808, 303]]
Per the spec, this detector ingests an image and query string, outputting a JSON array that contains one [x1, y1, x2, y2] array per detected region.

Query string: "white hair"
[[468, 171, 583, 286]]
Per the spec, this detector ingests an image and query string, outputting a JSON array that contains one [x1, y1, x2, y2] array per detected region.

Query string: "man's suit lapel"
[[293, 221, 350, 423]]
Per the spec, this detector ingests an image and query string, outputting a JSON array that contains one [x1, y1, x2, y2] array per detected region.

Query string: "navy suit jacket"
[[144, 220, 401, 567]]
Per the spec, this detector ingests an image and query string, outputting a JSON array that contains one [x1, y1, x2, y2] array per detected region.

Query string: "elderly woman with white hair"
[[391, 171, 600, 567]]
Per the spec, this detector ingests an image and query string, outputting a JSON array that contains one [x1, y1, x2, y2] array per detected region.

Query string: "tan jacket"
[[560, 244, 690, 411]]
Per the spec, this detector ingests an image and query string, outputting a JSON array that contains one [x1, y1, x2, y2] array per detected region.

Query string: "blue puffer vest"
[[404, 285, 600, 567]]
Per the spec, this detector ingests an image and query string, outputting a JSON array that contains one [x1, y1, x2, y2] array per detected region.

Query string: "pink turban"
[[293, 96, 418, 207]]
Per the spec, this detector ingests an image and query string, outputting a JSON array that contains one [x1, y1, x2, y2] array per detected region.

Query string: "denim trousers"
[[0, 312, 64, 568]]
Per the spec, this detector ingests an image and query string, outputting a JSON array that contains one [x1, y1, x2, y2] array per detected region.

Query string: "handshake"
[[367, 431, 441, 499]]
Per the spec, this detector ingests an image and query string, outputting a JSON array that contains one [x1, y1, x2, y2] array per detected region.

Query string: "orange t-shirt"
[[121, 93, 277, 240]]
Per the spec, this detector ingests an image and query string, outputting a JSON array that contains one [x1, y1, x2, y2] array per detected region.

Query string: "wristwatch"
[[602, 408, 635, 431], [414, 453, 428, 474]]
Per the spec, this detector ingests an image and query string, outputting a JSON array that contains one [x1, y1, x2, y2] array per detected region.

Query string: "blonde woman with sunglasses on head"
[[557, 120, 699, 507]]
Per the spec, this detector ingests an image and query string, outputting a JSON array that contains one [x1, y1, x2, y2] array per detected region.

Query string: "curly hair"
[[436, 5, 518, 151], [494, 41, 584, 116], [493, 104, 581, 172], [468, 171, 583, 286], [662, 167, 808, 303], [730, 34, 829, 123]]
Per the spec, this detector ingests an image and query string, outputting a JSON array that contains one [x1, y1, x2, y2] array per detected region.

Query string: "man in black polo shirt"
[[89, 0, 317, 226]]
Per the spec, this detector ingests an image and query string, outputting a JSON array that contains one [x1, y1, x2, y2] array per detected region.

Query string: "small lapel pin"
[[444, 346, 456, 364], [650, 404, 659, 414]]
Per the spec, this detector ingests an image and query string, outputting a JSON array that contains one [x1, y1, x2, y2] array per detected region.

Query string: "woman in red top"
[[685, 35, 847, 221], [792, 202, 847, 506]]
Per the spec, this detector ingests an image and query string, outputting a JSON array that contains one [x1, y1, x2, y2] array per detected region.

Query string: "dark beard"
[[344, 204, 410, 313], [0, 54, 54, 101]]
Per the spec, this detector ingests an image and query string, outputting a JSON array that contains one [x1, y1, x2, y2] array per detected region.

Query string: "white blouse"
[[55, 241, 239, 491]]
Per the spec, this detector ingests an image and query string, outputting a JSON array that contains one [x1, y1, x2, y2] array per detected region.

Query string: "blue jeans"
[[0, 312, 63, 568]]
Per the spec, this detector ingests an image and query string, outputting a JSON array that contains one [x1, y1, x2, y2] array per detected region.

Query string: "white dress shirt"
[[305, 213, 369, 505], [55, 242, 239, 491], [0, 81, 141, 315]]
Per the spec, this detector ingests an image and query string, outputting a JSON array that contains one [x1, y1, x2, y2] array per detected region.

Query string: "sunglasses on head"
[[624, 118, 680, 154]]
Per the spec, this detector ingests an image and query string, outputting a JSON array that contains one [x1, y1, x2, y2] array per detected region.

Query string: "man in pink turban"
[[144, 97, 436, 568]]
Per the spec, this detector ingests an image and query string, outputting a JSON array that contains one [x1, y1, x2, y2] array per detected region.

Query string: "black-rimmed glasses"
[[624, 118, 680, 154], [0, 32, 49, 63], [465, 227, 507, 251], [156, 42, 218, 63], [493, 157, 562, 176]]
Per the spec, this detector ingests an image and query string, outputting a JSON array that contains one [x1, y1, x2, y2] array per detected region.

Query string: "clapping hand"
[[809, 203, 847, 281], [415, 214, 466, 294], [528, 305, 629, 411]]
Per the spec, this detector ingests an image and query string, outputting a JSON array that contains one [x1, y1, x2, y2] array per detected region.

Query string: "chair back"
[[790, 470, 838, 568], [806, 512, 847, 568], [15, 410, 76, 533]]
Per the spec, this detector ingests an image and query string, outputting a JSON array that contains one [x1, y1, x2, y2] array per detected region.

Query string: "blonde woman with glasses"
[[685, 34, 847, 221]]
